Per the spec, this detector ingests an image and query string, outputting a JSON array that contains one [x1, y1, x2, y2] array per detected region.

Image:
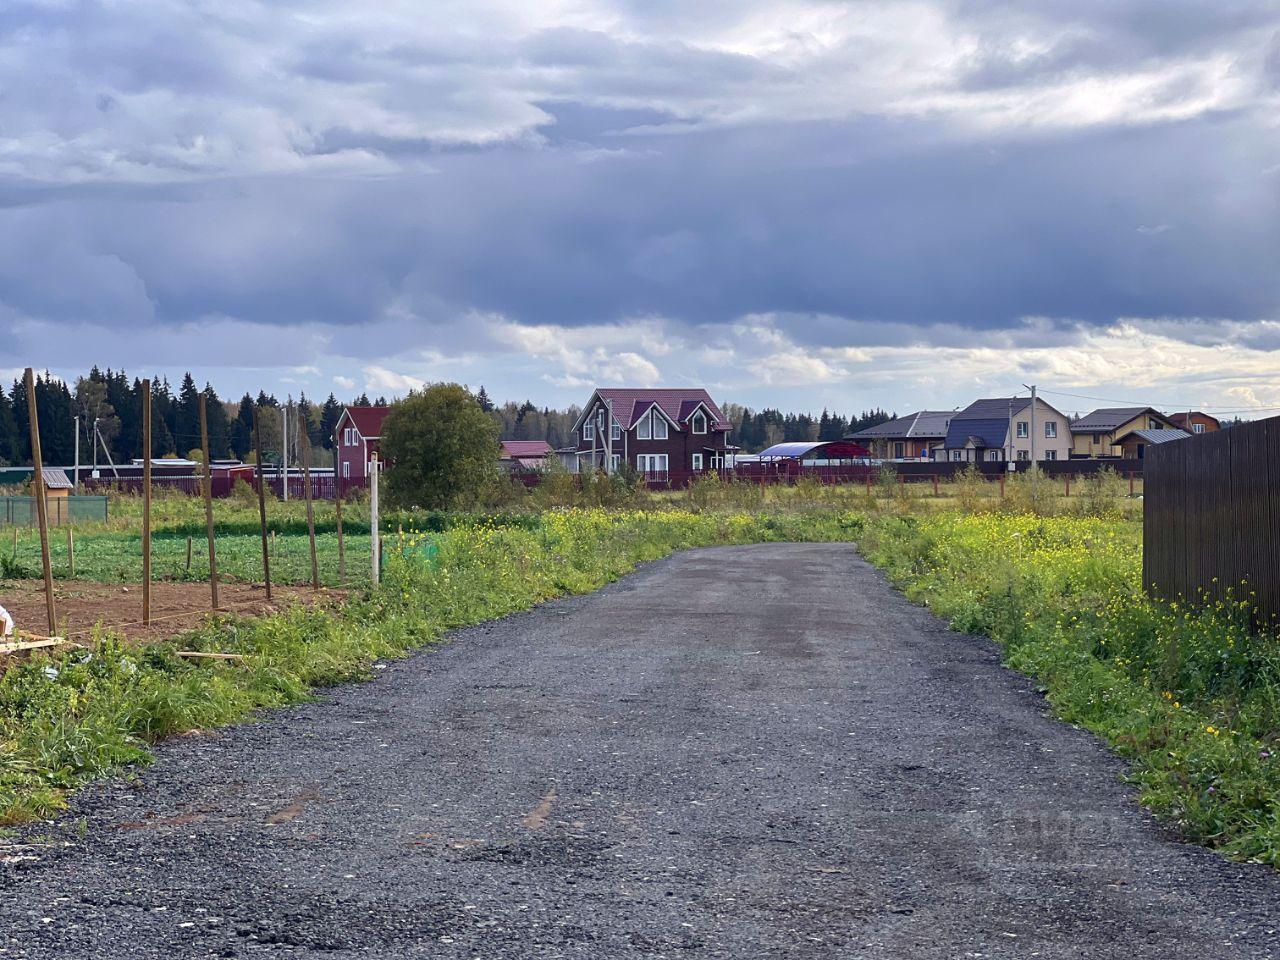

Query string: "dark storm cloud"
[[0, 0, 1276, 404]]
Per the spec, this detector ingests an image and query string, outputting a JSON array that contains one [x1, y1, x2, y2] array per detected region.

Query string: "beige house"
[[1069, 407, 1181, 458], [943, 397, 1072, 463]]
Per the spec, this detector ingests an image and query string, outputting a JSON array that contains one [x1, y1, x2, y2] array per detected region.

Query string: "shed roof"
[[1069, 406, 1155, 432], [500, 440, 552, 459], [1129, 428, 1190, 445]]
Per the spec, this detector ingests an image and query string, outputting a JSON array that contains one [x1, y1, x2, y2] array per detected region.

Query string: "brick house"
[[571, 388, 732, 479], [333, 406, 390, 484], [1167, 411, 1221, 435]]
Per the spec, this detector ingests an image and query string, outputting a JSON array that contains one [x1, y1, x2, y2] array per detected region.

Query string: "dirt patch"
[[0, 578, 346, 646]]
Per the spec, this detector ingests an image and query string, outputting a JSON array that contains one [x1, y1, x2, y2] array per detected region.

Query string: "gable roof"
[[579, 388, 730, 432], [1069, 406, 1161, 433], [340, 406, 391, 439], [943, 398, 1030, 450], [500, 440, 552, 459], [40, 467, 72, 490], [1168, 411, 1221, 429], [847, 410, 952, 441]]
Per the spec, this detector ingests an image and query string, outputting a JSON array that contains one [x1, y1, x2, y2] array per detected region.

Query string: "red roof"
[[590, 388, 729, 431], [500, 440, 552, 459], [342, 406, 391, 438]]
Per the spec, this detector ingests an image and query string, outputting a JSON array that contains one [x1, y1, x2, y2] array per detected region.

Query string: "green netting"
[[0, 496, 109, 526]]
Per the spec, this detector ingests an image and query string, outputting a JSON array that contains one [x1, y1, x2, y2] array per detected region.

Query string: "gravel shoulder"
[[2, 542, 1278, 959]]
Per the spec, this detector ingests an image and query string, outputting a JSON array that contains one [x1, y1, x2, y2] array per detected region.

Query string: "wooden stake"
[[299, 412, 320, 590], [199, 394, 220, 610], [24, 368, 56, 636], [185, 535, 193, 573], [336, 496, 346, 584], [253, 408, 272, 600], [142, 378, 152, 625], [370, 451, 380, 587], [66, 526, 74, 578]]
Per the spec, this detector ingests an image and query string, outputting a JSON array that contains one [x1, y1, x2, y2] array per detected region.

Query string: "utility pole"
[[281, 398, 290, 502], [1023, 383, 1038, 504], [604, 400, 614, 474], [370, 451, 380, 587], [73, 415, 80, 493]]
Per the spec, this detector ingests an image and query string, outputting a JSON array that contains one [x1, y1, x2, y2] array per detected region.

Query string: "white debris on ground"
[[0, 603, 13, 637]]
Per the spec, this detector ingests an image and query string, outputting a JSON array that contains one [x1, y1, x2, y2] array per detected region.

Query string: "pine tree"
[[319, 394, 343, 450], [0, 382, 19, 465], [353, 393, 371, 407], [203, 384, 232, 458], [475, 385, 494, 412], [174, 373, 201, 456], [230, 394, 255, 460], [374, 395, 387, 407]]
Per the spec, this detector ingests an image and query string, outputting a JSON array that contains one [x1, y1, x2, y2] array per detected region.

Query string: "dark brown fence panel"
[[1145, 418, 1280, 620]]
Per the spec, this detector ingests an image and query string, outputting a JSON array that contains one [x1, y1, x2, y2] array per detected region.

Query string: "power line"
[[1032, 387, 1280, 416]]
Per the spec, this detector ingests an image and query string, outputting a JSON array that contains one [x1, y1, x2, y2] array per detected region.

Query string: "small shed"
[[1119, 428, 1190, 460], [40, 468, 73, 498]]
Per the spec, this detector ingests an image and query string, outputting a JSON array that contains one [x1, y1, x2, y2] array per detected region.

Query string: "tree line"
[[0, 368, 394, 468]]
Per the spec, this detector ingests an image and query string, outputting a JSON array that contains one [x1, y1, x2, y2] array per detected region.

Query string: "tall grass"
[[0, 507, 863, 825]]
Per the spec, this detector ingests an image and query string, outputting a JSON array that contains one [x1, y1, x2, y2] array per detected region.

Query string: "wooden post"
[[370, 451, 380, 587], [185, 535, 193, 573], [66, 526, 74, 578], [932, 473, 939, 497], [336, 496, 346, 584], [199, 394, 220, 610], [253, 408, 272, 600], [1065, 475, 1070, 497], [999, 473, 1005, 498], [24, 368, 56, 636], [299, 413, 320, 590], [142, 378, 152, 626], [1129, 472, 1135, 496]]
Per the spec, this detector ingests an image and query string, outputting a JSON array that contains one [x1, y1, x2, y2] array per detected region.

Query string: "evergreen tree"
[[230, 394, 255, 460], [203, 384, 232, 458], [319, 394, 343, 450], [0, 382, 19, 465], [475, 385, 494, 413], [374, 395, 387, 407], [174, 373, 201, 455], [353, 393, 371, 407]]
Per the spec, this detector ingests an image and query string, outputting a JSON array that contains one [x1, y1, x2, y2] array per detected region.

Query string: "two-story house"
[[1168, 411, 1221, 435], [847, 411, 952, 460], [942, 397, 1072, 463], [571, 388, 731, 477], [332, 405, 390, 484], [1068, 407, 1181, 458]]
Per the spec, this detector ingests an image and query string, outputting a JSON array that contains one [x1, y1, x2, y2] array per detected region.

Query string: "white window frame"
[[637, 416, 651, 440], [1044, 421, 1057, 438], [342, 461, 350, 478], [1193, 423, 1205, 434], [691, 411, 707, 434], [611, 454, 621, 471], [652, 413, 668, 440], [583, 421, 595, 441], [637, 453, 668, 475], [950, 450, 963, 462], [987, 450, 1001, 462], [1045, 449, 1058, 460], [691, 453, 703, 470], [1016, 421, 1028, 438], [1016, 450, 1029, 461], [611, 423, 621, 441]]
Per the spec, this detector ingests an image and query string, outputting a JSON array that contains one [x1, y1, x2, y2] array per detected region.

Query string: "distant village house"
[[571, 388, 732, 477]]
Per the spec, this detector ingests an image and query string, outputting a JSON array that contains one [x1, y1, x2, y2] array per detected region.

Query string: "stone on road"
[[3, 543, 1278, 958]]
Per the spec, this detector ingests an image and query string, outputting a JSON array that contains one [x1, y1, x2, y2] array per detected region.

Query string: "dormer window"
[[583, 421, 595, 441], [636, 409, 668, 440], [691, 411, 708, 434]]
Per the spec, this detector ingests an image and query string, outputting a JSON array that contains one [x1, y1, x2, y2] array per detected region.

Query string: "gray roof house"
[[847, 411, 953, 460], [943, 397, 1073, 463], [1068, 406, 1182, 458]]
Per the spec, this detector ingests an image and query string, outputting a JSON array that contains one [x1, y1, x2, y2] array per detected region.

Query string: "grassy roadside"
[[0, 507, 862, 826], [860, 512, 1280, 866]]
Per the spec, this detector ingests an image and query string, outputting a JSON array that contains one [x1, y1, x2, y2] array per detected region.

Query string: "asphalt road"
[[3, 543, 1279, 959]]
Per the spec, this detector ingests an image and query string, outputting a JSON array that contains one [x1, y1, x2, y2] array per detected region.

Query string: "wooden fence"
[[1144, 418, 1280, 620]]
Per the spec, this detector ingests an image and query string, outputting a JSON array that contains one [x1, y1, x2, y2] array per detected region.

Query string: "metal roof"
[[847, 410, 952, 441], [341, 406, 391, 439], [1130, 428, 1190, 445], [40, 467, 72, 489], [1069, 406, 1156, 432], [499, 440, 552, 459], [757, 440, 870, 460], [579, 388, 729, 432]]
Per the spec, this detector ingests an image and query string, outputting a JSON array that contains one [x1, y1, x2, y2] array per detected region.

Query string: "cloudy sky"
[[3, 0, 1279, 416]]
